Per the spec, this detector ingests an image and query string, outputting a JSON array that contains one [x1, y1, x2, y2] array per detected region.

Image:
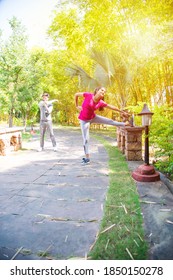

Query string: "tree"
[[17, 48, 49, 127], [48, 0, 173, 108], [67, 50, 132, 108], [0, 18, 48, 128], [0, 17, 28, 127]]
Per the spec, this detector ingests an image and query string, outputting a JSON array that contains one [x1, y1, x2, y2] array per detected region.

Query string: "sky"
[[0, 0, 59, 49]]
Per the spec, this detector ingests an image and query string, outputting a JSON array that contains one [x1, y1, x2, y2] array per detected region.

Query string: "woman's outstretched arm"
[[106, 104, 130, 118]]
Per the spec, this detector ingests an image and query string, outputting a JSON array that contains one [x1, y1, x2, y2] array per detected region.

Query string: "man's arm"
[[39, 101, 51, 114], [48, 99, 58, 104]]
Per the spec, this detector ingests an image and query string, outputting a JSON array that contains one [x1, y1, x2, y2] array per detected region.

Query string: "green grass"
[[88, 131, 148, 260], [22, 132, 32, 140], [22, 130, 40, 140]]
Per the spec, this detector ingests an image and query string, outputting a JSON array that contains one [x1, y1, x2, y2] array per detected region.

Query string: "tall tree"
[[0, 17, 28, 127], [17, 48, 48, 127], [0, 17, 48, 127]]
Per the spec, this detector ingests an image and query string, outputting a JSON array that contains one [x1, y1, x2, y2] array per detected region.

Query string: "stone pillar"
[[117, 127, 144, 161], [0, 127, 23, 155]]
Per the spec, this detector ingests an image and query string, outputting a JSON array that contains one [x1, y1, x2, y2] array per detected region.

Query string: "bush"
[[150, 105, 173, 179]]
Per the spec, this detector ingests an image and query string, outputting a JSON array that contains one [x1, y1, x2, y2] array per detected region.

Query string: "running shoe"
[[37, 147, 44, 152], [82, 158, 90, 165]]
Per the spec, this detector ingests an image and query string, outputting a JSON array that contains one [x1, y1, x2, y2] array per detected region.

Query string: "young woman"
[[74, 86, 131, 164]]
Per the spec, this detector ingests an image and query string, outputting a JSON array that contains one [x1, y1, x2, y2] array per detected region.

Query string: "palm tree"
[[67, 50, 132, 108]]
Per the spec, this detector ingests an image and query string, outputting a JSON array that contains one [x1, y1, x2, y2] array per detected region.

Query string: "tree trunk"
[[9, 110, 13, 127]]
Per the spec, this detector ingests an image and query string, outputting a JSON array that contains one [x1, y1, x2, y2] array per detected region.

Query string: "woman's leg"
[[91, 115, 125, 127], [80, 120, 90, 158]]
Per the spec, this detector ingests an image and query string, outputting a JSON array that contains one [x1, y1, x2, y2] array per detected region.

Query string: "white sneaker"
[[53, 146, 57, 152], [37, 147, 44, 152]]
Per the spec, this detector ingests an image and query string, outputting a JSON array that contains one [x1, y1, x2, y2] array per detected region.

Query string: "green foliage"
[[0, 18, 48, 127], [49, 8, 87, 52], [126, 104, 173, 178], [0, 17, 28, 126], [150, 105, 173, 178], [48, 0, 173, 111]]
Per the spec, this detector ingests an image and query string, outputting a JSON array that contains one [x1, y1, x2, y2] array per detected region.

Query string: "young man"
[[38, 92, 58, 152], [75, 87, 131, 164]]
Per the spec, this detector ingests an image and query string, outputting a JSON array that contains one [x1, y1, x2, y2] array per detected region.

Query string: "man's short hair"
[[42, 92, 49, 97]]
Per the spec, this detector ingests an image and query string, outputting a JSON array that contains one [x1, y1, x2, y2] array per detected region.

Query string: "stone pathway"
[[0, 127, 173, 260], [128, 161, 173, 260], [0, 127, 109, 260]]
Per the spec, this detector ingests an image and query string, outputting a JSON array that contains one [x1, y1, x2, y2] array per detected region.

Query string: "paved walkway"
[[0, 127, 109, 260], [127, 162, 173, 260], [0, 127, 173, 260]]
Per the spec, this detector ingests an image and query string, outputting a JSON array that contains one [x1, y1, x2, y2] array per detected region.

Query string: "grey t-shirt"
[[39, 101, 53, 121]]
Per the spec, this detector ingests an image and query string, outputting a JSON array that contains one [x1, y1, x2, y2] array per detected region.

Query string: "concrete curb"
[[159, 172, 173, 195]]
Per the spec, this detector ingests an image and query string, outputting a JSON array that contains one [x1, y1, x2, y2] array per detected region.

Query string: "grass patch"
[[88, 132, 148, 260], [22, 132, 32, 141], [22, 130, 40, 140]]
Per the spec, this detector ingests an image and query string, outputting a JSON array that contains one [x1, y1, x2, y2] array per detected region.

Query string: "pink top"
[[78, 92, 107, 121]]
